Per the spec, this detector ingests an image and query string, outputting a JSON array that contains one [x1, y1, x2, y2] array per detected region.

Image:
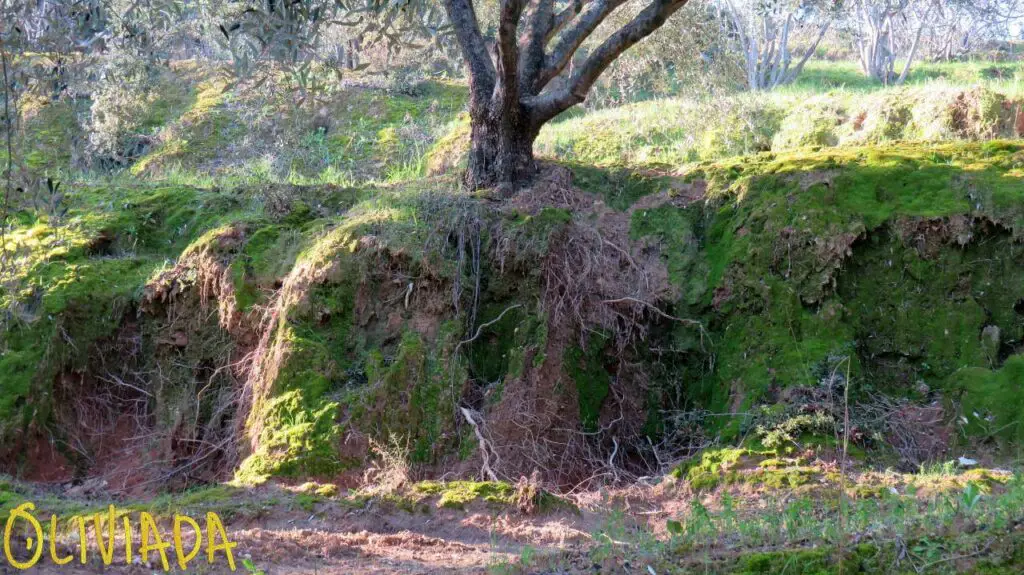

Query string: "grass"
[[791, 59, 1024, 95], [524, 467, 1024, 574], [536, 82, 1023, 170]]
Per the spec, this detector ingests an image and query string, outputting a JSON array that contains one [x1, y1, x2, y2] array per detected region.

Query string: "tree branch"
[[442, 0, 496, 108], [785, 20, 831, 85], [530, 0, 689, 123], [494, 0, 528, 111], [535, 0, 629, 92], [896, 1, 933, 85], [519, 0, 556, 95], [547, 0, 588, 43]]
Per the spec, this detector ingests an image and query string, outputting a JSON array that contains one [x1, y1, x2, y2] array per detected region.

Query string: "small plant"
[[918, 460, 958, 478], [666, 519, 683, 537], [960, 481, 984, 512], [242, 558, 266, 575], [756, 412, 836, 451], [360, 433, 411, 497]]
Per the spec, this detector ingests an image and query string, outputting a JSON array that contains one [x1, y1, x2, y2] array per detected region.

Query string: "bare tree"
[[717, 0, 834, 91], [923, 0, 1021, 62]]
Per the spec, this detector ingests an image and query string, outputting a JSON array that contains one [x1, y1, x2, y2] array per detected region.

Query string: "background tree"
[[847, 0, 935, 85], [716, 0, 836, 91], [922, 0, 1021, 62]]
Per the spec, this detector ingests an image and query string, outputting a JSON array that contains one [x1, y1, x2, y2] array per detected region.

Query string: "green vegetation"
[[413, 480, 516, 509], [627, 142, 1024, 440], [535, 85, 1023, 169], [3, 50, 1024, 573]]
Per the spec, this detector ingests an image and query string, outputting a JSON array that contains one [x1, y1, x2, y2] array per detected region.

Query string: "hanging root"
[[460, 406, 499, 482]]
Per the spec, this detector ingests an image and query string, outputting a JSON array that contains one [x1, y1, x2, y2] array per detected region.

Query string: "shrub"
[[85, 51, 158, 168], [772, 97, 846, 149]]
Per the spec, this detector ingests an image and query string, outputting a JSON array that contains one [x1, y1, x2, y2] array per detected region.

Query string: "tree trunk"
[[464, 106, 540, 191], [441, 0, 691, 190]]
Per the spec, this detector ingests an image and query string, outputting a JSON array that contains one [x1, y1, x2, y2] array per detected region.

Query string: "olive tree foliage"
[[715, 0, 836, 91], [1, 0, 194, 177], [585, 1, 746, 107]]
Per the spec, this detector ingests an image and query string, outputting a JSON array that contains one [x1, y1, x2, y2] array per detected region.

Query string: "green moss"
[[630, 204, 708, 308], [948, 356, 1024, 442], [674, 448, 818, 491], [568, 165, 670, 211], [0, 477, 29, 524], [466, 304, 547, 386], [296, 481, 339, 498], [412, 480, 515, 509], [230, 225, 309, 312], [357, 331, 456, 463], [565, 336, 612, 433], [0, 182, 250, 451], [735, 548, 834, 574], [674, 447, 749, 488], [238, 202, 467, 480], [673, 141, 1024, 420]]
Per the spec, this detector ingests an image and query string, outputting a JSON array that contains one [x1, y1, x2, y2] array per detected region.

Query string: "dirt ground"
[[0, 480, 627, 575]]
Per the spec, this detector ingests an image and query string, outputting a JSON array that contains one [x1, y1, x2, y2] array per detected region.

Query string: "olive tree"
[[923, 0, 1021, 61], [443, 0, 698, 189], [716, 0, 835, 91], [847, 0, 937, 84], [224, 0, 696, 189]]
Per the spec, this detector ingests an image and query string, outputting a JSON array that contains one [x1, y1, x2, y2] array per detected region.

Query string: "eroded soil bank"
[[1, 141, 1023, 573]]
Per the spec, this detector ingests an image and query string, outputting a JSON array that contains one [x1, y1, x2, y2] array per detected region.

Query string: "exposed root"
[[459, 406, 499, 482]]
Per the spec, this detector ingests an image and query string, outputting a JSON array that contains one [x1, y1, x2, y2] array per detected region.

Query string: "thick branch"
[[530, 0, 689, 123], [547, 0, 588, 43], [536, 0, 629, 91], [494, 0, 528, 111], [519, 0, 556, 95], [442, 0, 496, 108], [895, 10, 927, 85], [784, 20, 830, 85]]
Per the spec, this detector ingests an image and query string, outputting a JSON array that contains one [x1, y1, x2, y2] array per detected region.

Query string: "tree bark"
[[464, 106, 541, 191]]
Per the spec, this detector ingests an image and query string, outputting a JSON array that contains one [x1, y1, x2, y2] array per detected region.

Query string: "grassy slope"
[[534, 60, 1023, 169], [631, 141, 1024, 442], [4, 141, 1022, 478]]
